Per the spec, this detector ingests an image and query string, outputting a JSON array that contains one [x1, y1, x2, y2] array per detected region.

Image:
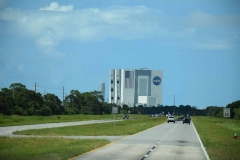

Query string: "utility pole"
[[174, 94, 175, 106], [174, 94, 175, 115], [13, 86, 15, 99], [34, 82, 36, 93], [62, 87, 64, 106]]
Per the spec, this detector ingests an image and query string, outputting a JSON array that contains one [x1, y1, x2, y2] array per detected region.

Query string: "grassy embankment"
[[0, 114, 166, 159], [192, 116, 240, 160]]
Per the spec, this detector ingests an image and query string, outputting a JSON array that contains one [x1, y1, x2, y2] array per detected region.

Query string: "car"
[[149, 114, 155, 117], [154, 113, 160, 117], [167, 116, 175, 123], [183, 117, 190, 124], [123, 114, 129, 119]]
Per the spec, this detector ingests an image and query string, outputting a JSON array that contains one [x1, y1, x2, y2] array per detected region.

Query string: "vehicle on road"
[[167, 116, 175, 123], [123, 114, 129, 119], [149, 113, 160, 117], [183, 117, 190, 124], [149, 114, 155, 117]]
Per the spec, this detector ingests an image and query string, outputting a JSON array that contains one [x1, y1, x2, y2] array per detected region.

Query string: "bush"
[[40, 105, 52, 116], [26, 107, 36, 116], [65, 107, 79, 115], [81, 106, 92, 115], [14, 106, 25, 115]]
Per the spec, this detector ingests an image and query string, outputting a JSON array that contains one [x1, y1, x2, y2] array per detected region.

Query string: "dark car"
[[123, 114, 129, 119], [183, 117, 190, 124]]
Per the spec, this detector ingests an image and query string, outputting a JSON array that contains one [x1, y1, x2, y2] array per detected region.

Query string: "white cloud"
[[35, 36, 58, 49], [0, 4, 163, 56], [179, 11, 240, 50], [0, 3, 239, 56], [39, 2, 73, 12]]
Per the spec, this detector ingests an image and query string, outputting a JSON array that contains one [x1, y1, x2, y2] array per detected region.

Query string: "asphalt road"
[[72, 120, 210, 160]]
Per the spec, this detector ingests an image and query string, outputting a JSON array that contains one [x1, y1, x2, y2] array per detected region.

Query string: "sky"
[[0, 0, 239, 109]]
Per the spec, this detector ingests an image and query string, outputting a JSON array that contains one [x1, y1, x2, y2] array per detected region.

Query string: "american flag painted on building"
[[125, 71, 134, 88]]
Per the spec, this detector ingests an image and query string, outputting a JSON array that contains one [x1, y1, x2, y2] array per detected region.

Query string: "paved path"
[[0, 120, 124, 141]]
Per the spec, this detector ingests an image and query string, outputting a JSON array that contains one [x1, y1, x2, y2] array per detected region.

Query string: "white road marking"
[[192, 121, 210, 160], [141, 121, 181, 159]]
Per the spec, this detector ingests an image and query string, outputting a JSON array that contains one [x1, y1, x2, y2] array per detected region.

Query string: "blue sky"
[[0, 0, 239, 108]]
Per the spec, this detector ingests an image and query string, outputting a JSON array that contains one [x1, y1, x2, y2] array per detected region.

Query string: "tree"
[[130, 106, 138, 114], [233, 108, 240, 123], [81, 106, 92, 115], [81, 91, 103, 115], [91, 90, 104, 102], [0, 88, 15, 115], [0, 83, 47, 116], [0, 90, 15, 115], [102, 102, 112, 114], [14, 89, 43, 115], [85, 93, 100, 115], [64, 90, 82, 115], [44, 93, 62, 115], [90, 90, 104, 115], [40, 105, 53, 116], [27, 101, 40, 115], [226, 100, 240, 119], [9, 83, 26, 91], [137, 105, 144, 114], [122, 104, 129, 113]]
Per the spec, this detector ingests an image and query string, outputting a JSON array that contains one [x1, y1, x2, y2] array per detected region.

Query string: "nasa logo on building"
[[153, 76, 161, 86]]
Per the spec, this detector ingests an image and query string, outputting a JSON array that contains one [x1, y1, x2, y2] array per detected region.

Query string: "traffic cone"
[[233, 133, 237, 139]]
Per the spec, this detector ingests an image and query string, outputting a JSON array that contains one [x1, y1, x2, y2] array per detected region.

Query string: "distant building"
[[109, 68, 163, 107], [100, 83, 105, 101]]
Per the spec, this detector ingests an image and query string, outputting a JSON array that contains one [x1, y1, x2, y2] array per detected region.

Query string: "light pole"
[[156, 95, 158, 107], [174, 94, 175, 115]]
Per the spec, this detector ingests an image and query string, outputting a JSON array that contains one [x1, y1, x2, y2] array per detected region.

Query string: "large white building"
[[109, 68, 163, 107]]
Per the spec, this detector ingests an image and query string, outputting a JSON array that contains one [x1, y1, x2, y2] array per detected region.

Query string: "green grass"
[[192, 116, 240, 160], [14, 116, 167, 136], [0, 137, 109, 160], [0, 114, 143, 127]]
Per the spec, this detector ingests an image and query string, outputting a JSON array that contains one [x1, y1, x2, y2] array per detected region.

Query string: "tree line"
[[205, 100, 240, 121], [0, 83, 239, 118], [0, 83, 109, 116]]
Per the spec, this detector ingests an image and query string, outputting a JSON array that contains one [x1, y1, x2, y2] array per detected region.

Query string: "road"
[[72, 120, 210, 160]]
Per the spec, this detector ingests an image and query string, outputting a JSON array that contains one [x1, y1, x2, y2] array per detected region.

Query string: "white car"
[[167, 116, 175, 123]]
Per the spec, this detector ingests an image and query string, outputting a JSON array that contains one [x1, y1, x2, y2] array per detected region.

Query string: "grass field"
[[192, 116, 240, 160], [0, 137, 109, 160]]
